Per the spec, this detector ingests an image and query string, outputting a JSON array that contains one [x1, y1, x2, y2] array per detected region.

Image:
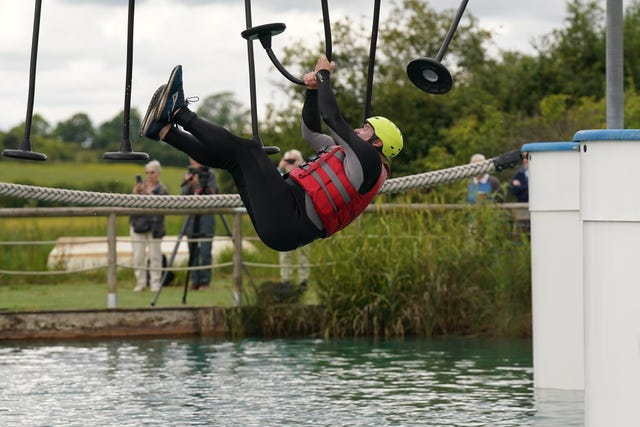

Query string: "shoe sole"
[[140, 85, 165, 137], [155, 65, 183, 123]]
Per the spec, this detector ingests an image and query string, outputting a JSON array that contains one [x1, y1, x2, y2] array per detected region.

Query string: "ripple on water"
[[0, 337, 582, 426]]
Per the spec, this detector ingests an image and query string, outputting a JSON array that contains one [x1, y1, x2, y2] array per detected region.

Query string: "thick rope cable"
[[0, 151, 521, 207]]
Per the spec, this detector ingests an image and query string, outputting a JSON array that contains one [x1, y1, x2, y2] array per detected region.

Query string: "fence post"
[[232, 209, 243, 306], [106, 213, 118, 308]]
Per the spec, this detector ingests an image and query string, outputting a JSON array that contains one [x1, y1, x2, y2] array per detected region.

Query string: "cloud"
[[2, 0, 612, 132]]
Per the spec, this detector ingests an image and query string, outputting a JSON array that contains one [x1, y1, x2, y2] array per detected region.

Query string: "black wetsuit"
[[163, 70, 383, 251]]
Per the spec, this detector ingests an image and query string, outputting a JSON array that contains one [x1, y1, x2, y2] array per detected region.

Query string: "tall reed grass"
[[311, 205, 531, 338], [0, 206, 532, 338]]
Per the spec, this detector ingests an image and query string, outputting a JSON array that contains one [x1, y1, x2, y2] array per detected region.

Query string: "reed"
[[0, 206, 532, 338], [311, 205, 531, 338]]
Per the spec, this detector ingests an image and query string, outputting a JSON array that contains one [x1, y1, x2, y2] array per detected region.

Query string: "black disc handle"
[[407, 0, 469, 94]]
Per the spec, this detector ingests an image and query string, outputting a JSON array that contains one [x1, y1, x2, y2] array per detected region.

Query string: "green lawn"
[[0, 159, 187, 195], [0, 278, 239, 311]]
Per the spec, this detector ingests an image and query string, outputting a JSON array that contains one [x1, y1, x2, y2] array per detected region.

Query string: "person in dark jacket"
[[140, 57, 403, 251], [508, 154, 529, 203], [181, 157, 217, 290]]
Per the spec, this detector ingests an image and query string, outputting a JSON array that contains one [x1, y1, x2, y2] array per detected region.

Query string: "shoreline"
[[0, 305, 325, 341]]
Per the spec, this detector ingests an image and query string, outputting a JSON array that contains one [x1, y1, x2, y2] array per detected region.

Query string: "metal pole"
[[102, 0, 148, 160], [606, 0, 624, 129], [363, 0, 381, 121], [2, 0, 48, 161], [232, 210, 244, 305], [243, 0, 261, 143], [321, 0, 332, 61], [122, 0, 135, 144], [106, 213, 118, 308], [22, 0, 42, 151], [435, 0, 469, 62]]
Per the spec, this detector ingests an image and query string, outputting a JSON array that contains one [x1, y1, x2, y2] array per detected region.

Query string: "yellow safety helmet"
[[366, 116, 403, 159]]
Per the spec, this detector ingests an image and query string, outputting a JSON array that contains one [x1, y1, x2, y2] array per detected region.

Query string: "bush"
[[312, 205, 531, 338]]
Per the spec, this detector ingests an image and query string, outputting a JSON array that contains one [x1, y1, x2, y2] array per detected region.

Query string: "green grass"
[[0, 279, 238, 311], [0, 159, 187, 195], [0, 161, 533, 337], [0, 272, 319, 312]]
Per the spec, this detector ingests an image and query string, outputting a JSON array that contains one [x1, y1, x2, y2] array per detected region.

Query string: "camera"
[[184, 166, 211, 188], [135, 174, 142, 184]]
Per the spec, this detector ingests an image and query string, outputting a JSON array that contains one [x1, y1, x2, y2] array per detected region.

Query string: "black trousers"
[[164, 109, 323, 251]]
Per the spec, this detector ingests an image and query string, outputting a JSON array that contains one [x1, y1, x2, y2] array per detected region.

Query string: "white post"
[[576, 129, 640, 426], [523, 142, 583, 391], [106, 213, 118, 308]]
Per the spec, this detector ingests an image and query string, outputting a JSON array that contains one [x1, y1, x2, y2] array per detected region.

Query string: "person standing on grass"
[[181, 157, 217, 291], [467, 153, 503, 204], [130, 160, 169, 292], [277, 149, 311, 290]]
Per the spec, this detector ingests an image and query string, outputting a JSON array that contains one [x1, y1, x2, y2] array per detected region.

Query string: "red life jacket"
[[288, 146, 386, 236]]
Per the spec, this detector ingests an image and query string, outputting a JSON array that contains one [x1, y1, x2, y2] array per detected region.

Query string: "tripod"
[[150, 215, 190, 306], [181, 213, 209, 304]]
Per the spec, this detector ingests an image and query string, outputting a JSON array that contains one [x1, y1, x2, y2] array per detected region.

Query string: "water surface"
[[0, 337, 582, 426]]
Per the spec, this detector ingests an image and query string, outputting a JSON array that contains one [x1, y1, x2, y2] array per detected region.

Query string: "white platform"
[[47, 235, 255, 270]]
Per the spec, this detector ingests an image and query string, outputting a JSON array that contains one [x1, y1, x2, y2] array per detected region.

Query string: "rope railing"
[[0, 151, 522, 208]]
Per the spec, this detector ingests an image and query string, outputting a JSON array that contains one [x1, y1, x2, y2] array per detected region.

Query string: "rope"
[[0, 151, 521, 208]]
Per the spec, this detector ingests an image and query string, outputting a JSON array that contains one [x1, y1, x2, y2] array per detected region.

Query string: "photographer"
[[130, 160, 169, 292], [181, 158, 217, 290]]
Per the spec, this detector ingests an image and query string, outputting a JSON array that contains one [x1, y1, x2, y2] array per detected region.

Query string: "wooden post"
[[106, 213, 118, 308], [232, 209, 244, 306]]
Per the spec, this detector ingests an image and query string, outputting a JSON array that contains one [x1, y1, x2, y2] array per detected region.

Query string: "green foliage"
[[2, 0, 639, 336], [196, 92, 252, 135], [312, 206, 531, 338], [0, 160, 187, 208], [53, 113, 95, 146], [1, 0, 639, 178], [0, 206, 530, 338], [262, 0, 640, 183]]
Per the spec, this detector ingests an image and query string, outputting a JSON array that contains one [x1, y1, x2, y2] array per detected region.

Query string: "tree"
[[29, 113, 51, 138], [533, 0, 606, 100], [93, 109, 144, 152], [53, 113, 95, 147], [270, 0, 494, 176], [196, 92, 251, 135], [624, 0, 640, 91]]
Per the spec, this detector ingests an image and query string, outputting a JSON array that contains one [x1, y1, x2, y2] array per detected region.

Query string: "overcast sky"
[[0, 0, 620, 132]]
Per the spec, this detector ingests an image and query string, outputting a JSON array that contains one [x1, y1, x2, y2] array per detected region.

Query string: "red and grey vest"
[[288, 146, 386, 236]]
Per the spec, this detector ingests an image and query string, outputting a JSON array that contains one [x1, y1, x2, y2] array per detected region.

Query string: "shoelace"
[[171, 96, 200, 121], [184, 96, 200, 107]]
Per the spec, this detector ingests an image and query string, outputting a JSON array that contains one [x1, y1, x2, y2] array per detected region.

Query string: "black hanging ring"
[[3, 0, 48, 161], [406, 57, 453, 95], [406, 0, 469, 95], [241, 22, 285, 41], [103, 0, 149, 161], [2, 148, 47, 161], [242, 23, 304, 86], [102, 151, 150, 161]]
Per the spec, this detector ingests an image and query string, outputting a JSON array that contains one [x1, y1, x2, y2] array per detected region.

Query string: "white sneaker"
[[150, 285, 161, 292], [133, 284, 146, 292]]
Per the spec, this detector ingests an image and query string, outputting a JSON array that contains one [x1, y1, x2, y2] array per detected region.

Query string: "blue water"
[[0, 337, 583, 426]]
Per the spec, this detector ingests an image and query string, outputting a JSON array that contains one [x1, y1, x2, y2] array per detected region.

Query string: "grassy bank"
[[0, 280, 236, 311], [0, 161, 531, 338], [0, 206, 531, 338], [311, 205, 531, 338]]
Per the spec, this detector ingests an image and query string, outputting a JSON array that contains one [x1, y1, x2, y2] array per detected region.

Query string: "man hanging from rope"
[[140, 55, 403, 251]]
